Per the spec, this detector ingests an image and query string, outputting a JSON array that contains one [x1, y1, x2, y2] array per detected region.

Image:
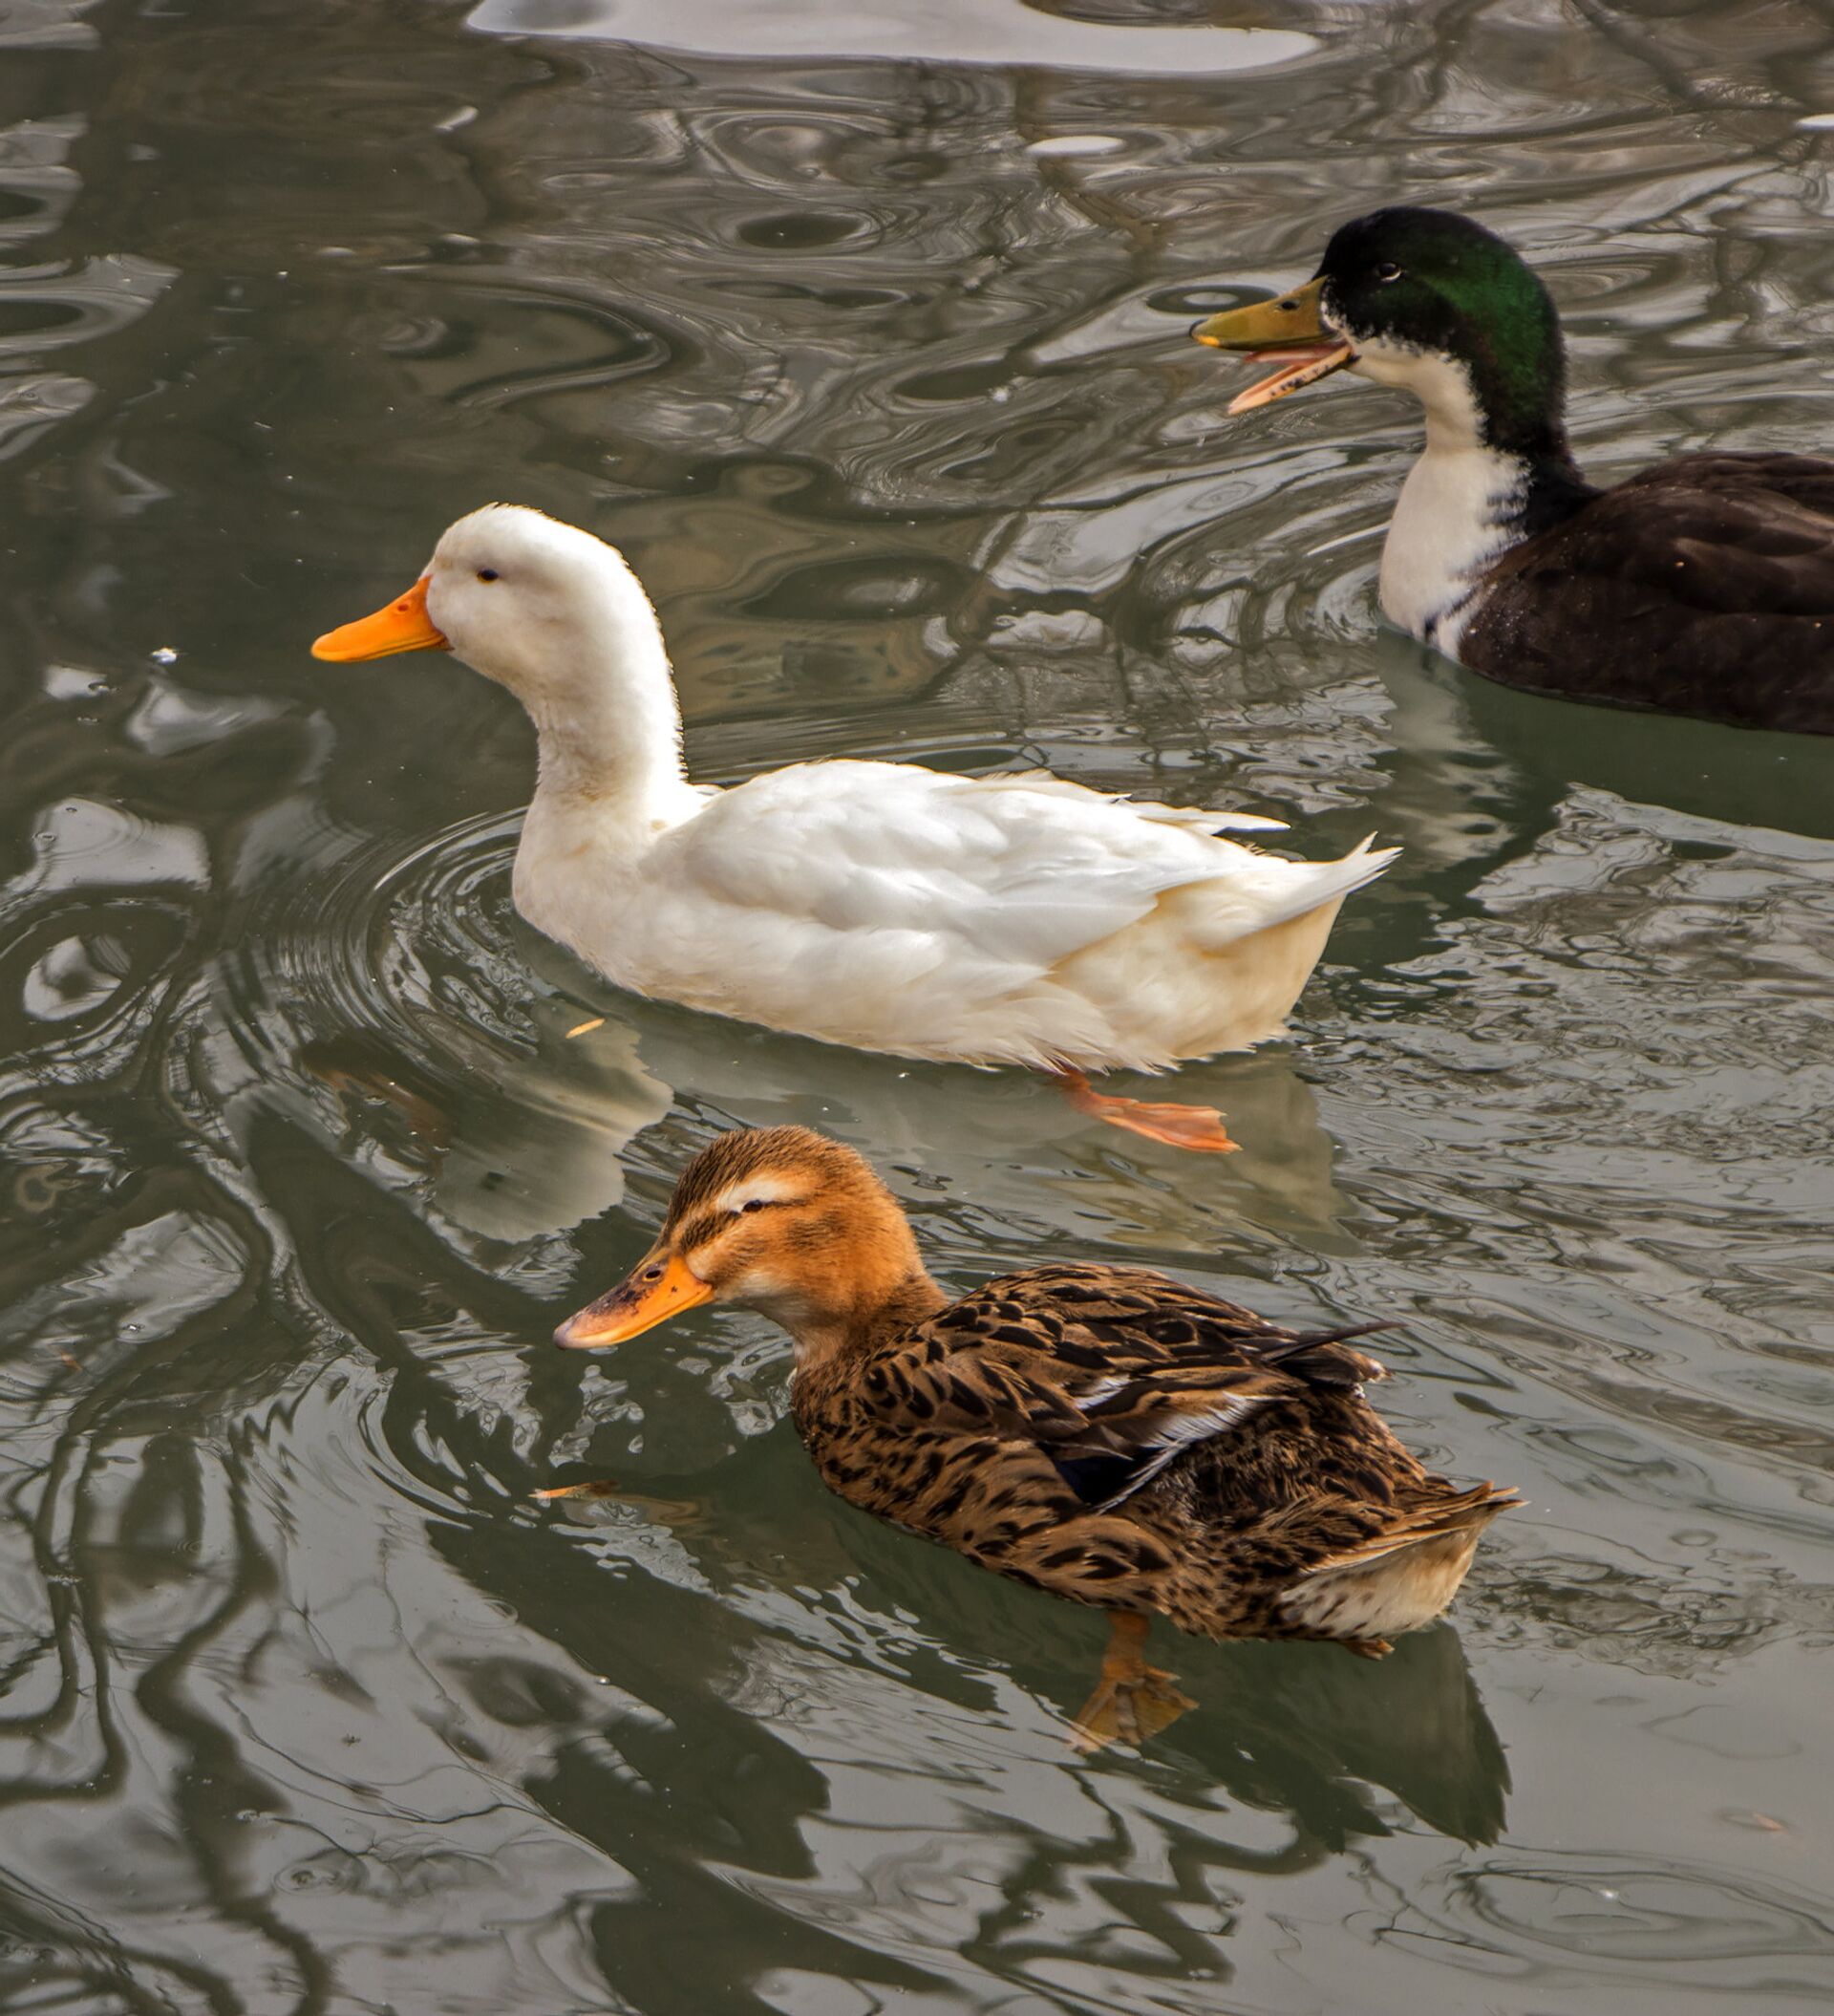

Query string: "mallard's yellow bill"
[[554, 1250, 712, 1349], [1191, 277, 1355, 415], [311, 575, 449, 661]]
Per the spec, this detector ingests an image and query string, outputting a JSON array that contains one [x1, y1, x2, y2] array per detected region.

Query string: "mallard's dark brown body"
[[790, 1262, 1514, 1652], [1462, 452, 1834, 733]]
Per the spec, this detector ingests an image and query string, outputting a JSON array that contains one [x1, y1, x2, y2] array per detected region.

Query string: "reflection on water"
[[470, 0, 1319, 75], [3, 0, 1834, 2010]]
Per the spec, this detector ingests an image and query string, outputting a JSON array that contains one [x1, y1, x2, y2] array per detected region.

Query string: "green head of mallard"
[[1194, 206, 1571, 461]]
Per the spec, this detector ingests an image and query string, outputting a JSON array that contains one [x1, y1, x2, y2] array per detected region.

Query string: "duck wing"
[[865, 1262, 1393, 1514], [1592, 454, 1834, 615], [636, 760, 1392, 1063], [663, 761, 1332, 962], [1466, 451, 1834, 730]]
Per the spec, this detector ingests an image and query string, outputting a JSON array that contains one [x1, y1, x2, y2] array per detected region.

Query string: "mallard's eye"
[[477, 568, 500, 583], [735, 1197, 767, 1215], [1376, 263, 1403, 284]]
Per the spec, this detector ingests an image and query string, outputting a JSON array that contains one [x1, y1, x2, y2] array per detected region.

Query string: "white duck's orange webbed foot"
[[1070, 1612, 1197, 1752], [1051, 1068, 1239, 1154]]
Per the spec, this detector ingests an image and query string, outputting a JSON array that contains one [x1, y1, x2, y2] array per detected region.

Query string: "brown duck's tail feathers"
[[1302, 1482, 1522, 1582], [1278, 1482, 1518, 1644]]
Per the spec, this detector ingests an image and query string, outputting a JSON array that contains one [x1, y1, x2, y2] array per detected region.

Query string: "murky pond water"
[[4, 1, 1834, 2009]]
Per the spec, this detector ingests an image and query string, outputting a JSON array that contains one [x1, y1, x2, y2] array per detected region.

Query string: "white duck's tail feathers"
[[1248, 834, 1398, 937]]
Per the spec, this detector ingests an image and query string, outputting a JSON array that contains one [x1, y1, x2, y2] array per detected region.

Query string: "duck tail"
[[1306, 1481, 1524, 1579], [1314, 832, 1401, 909], [1254, 834, 1400, 935]]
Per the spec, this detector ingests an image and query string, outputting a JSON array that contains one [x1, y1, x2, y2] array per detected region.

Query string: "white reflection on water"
[[469, 0, 1317, 75]]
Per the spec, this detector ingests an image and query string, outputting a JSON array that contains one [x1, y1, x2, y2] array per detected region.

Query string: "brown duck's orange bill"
[[554, 1251, 712, 1350], [311, 575, 449, 661]]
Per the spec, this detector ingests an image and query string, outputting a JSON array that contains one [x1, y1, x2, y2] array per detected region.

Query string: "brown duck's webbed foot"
[[1071, 1612, 1197, 1752], [531, 1479, 623, 1502], [1050, 1068, 1239, 1155]]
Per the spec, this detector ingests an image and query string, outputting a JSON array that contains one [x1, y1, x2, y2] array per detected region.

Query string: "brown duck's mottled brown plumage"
[[555, 1126, 1518, 1744], [791, 1262, 1514, 1650]]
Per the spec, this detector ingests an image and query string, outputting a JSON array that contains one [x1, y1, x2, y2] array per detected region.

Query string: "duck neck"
[[1376, 345, 1595, 653], [787, 1267, 950, 1384], [1433, 339, 1593, 525], [531, 594, 690, 818]]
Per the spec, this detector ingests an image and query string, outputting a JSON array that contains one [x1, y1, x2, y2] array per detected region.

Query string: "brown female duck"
[[556, 1126, 1517, 1747]]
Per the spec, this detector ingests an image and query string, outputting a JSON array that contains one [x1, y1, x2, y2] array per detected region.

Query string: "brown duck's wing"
[[1464, 452, 1834, 731], [867, 1264, 1394, 1516]]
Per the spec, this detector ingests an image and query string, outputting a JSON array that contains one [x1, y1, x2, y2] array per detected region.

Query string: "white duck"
[[312, 505, 1395, 1150]]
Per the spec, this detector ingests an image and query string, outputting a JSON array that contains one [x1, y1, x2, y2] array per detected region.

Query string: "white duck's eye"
[[477, 568, 500, 583], [1375, 262, 1403, 284]]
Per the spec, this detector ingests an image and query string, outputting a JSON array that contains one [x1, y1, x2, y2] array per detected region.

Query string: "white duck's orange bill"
[[1225, 341, 1356, 415], [311, 575, 449, 661], [554, 1251, 712, 1350]]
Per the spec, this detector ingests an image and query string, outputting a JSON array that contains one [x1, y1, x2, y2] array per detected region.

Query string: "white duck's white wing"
[[611, 761, 1393, 1069], [654, 763, 1267, 962], [990, 772, 1290, 836]]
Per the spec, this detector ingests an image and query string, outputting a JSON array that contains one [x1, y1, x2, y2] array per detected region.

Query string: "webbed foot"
[[1052, 1069, 1239, 1154], [1070, 1611, 1197, 1751]]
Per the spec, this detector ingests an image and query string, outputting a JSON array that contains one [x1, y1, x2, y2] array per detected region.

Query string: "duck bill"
[[1191, 278, 1355, 415], [311, 575, 449, 661], [554, 1250, 713, 1350]]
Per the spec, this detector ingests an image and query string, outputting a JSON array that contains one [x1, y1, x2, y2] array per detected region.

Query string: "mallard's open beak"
[[554, 1250, 713, 1350], [311, 575, 449, 661], [1191, 278, 1355, 415]]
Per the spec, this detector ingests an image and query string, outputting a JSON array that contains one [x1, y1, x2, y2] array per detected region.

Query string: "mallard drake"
[[312, 505, 1395, 1151], [554, 1125, 1518, 1748], [1194, 206, 1834, 734]]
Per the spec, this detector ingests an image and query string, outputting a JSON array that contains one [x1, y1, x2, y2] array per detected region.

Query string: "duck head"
[[312, 504, 673, 711], [1194, 206, 1571, 458], [311, 504, 691, 811], [555, 1126, 936, 1354]]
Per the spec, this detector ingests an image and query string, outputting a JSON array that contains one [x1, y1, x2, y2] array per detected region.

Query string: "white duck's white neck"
[[485, 564, 704, 855], [1359, 347, 1531, 657], [525, 658, 684, 831]]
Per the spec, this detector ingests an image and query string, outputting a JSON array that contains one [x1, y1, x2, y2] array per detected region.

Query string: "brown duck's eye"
[[1376, 262, 1403, 284], [737, 1197, 767, 1214], [477, 568, 499, 583]]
